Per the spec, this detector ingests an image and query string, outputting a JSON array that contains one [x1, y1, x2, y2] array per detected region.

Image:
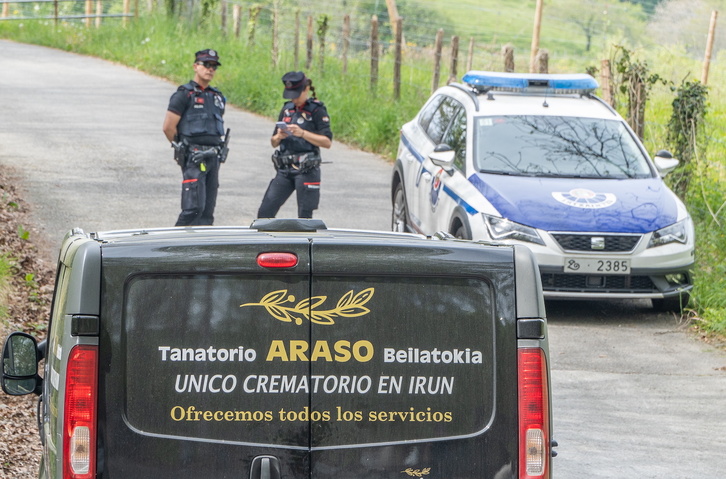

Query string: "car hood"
[[469, 173, 680, 233]]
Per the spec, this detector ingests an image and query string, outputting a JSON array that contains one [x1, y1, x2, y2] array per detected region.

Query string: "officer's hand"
[[286, 125, 303, 138]]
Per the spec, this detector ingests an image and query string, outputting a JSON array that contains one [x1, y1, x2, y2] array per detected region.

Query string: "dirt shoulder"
[[0, 170, 55, 478]]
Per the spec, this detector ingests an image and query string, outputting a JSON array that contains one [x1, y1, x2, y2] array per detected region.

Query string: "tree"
[[647, 0, 725, 58], [621, 0, 666, 16], [550, 0, 648, 54]]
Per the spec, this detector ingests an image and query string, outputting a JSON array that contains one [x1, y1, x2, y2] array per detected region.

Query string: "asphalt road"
[[2, 40, 725, 478]]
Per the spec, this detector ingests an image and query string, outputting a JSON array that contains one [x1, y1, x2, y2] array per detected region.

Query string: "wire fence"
[[0, 0, 134, 24]]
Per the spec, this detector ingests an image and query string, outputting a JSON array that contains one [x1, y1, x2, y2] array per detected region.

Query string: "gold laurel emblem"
[[240, 288, 374, 325], [401, 468, 431, 477]]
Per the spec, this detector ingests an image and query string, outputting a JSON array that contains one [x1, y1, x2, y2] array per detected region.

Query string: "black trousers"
[[257, 166, 321, 219], [175, 157, 220, 226]]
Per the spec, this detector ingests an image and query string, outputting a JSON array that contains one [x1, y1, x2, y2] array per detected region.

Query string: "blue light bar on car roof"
[[462, 70, 599, 94]]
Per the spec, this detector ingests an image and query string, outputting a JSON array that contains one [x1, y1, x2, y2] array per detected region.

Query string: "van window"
[[122, 274, 495, 447]]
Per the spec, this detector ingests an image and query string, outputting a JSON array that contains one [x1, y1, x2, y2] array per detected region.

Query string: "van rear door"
[[306, 237, 518, 478], [100, 237, 314, 477]]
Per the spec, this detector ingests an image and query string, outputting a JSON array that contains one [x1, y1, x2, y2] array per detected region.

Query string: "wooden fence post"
[[85, 0, 92, 27], [432, 29, 443, 93], [122, 0, 129, 26], [95, 0, 102, 27], [466, 37, 474, 72], [370, 15, 379, 92], [233, 5, 241, 39], [306, 15, 313, 70], [271, 3, 279, 68], [534, 49, 548, 73], [342, 14, 350, 75], [529, 0, 543, 73], [249, 5, 261, 46], [294, 10, 300, 70], [702, 10, 718, 86], [448, 35, 459, 84], [600, 59, 614, 106], [317, 15, 329, 75], [502, 43, 514, 72], [394, 17, 403, 100], [220, 1, 227, 33], [2, 3, 9, 18], [628, 78, 646, 139]]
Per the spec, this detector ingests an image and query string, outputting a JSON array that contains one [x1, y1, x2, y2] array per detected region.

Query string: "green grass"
[[1, 6, 725, 336], [0, 255, 12, 321]]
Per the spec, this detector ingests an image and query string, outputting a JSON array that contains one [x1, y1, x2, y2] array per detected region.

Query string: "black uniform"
[[168, 81, 226, 226], [257, 98, 332, 218]]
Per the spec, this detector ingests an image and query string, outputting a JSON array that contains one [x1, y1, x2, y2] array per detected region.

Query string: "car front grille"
[[551, 233, 642, 252], [541, 273, 656, 293]]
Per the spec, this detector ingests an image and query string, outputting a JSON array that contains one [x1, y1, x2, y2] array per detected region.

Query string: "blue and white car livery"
[[392, 71, 694, 311]]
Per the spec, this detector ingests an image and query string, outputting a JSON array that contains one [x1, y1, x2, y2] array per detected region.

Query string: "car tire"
[[651, 293, 690, 313], [392, 182, 409, 233], [452, 223, 471, 240]]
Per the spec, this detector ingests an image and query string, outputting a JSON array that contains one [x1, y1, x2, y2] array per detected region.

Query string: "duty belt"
[[272, 152, 321, 170]]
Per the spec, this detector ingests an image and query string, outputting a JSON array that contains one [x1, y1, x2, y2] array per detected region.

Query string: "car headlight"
[[647, 219, 689, 248], [483, 214, 545, 245]]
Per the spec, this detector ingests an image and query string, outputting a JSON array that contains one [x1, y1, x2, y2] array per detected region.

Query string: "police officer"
[[163, 49, 227, 226], [257, 71, 332, 219]]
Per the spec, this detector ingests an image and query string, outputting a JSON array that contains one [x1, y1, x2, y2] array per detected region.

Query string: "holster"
[[272, 151, 321, 172], [173, 140, 188, 167]]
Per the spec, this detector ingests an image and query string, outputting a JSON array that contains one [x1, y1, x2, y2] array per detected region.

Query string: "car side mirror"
[[653, 150, 679, 177], [429, 143, 456, 174], [1, 332, 42, 396]]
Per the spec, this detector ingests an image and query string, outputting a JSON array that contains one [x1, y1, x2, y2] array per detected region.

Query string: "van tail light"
[[257, 252, 299, 268], [63, 345, 98, 479], [518, 348, 550, 479]]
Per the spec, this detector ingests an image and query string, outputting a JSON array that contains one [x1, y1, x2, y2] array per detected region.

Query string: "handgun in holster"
[[218, 128, 231, 163], [297, 153, 322, 172], [172, 137, 187, 167]]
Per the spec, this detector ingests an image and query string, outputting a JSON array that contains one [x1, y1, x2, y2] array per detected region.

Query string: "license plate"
[[564, 258, 630, 275]]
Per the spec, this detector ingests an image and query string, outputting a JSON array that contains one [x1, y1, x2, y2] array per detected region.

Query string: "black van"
[[2, 219, 554, 479]]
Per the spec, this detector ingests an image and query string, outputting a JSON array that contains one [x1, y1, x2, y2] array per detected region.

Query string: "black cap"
[[195, 49, 221, 65], [282, 71, 308, 99]]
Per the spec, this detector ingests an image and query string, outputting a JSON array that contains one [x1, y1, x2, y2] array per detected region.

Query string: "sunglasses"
[[196, 61, 219, 71]]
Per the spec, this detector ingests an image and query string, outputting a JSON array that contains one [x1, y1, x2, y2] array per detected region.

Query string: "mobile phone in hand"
[[276, 121, 290, 132]]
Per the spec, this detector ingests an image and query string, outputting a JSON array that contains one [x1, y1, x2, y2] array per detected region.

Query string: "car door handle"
[[250, 455, 281, 479]]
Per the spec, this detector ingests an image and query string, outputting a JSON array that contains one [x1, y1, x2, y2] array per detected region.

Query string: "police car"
[[391, 71, 694, 311]]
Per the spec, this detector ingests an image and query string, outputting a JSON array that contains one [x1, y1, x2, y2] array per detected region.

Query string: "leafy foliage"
[[612, 45, 666, 138], [666, 80, 708, 197]]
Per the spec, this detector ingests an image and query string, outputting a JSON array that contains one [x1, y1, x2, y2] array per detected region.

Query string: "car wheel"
[[652, 292, 690, 313], [392, 182, 409, 233], [452, 223, 471, 240]]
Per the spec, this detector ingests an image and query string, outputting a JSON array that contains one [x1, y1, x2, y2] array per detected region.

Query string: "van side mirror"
[[653, 150, 679, 177], [429, 143, 456, 174], [1, 332, 41, 396]]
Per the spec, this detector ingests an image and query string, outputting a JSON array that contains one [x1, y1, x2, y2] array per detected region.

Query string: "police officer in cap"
[[163, 49, 227, 226], [257, 71, 332, 219]]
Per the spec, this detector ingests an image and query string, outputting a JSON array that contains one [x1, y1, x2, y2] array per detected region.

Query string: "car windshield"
[[474, 115, 653, 178]]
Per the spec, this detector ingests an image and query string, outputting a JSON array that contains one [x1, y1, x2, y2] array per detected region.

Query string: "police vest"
[[177, 82, 225, 145], [279, 99, 327, 155]]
